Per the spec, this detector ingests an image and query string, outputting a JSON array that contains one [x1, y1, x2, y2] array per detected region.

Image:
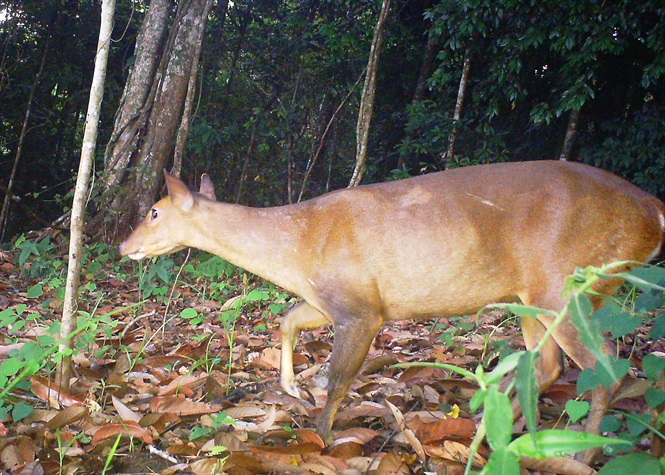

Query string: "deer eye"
[[151, 209, 159, 220]]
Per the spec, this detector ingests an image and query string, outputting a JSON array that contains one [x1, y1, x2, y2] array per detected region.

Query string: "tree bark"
[[348, 0, 391, 187], [172, 0, 220, 177], [95, 0, 212, 242], [441, 47, 471, 168], [558, 108, 580, 161], [57, 0, 115, 391]]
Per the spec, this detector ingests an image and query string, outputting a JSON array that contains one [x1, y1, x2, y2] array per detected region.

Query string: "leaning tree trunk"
[[441, 46, 471, 168], [94, 0, 213, 241], [57, 0, 115, 391], [0, 33, 50, 241], [348, 0, 391, 187]]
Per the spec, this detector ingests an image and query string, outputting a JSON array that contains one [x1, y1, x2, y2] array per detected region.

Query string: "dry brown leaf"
[[225, 405, 267, 419], [520, 456, 596, 475], [385, 401, 426, 462], [336, 401, 389, 422], [1, 444, 21, 472], [91, 421, 154, 445], [157, 372, 208, 396], [409, 415, 476, 443], [327, 441, 365, 460], [376, 452, 410, 475], [44, 406, 88, 430], [187, 457, 226, 475], [29, 376, 85, 408], [111, 395, 142, 422], [345, 456, 374, 473], [332, 427, 382, 444], [424, 441, 486, 469], [259, 347, 281, 369], [297, 428, 325, 448], [149, 395, 223, 415]]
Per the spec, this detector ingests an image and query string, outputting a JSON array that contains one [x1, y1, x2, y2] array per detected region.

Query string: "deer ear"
[[164, 171, 194, 211], [199, 173, 217, 201]]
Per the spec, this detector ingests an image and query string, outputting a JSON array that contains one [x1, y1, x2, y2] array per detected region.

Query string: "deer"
[[120, 160, 665, 455]]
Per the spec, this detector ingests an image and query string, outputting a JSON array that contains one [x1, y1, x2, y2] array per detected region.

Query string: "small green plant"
[[399, 263, 665, 475], [133, 256, 178, 300], [189, 411, 236, 440], [14, 235, 63, 279]]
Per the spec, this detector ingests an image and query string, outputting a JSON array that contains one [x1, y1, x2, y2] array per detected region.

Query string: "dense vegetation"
[[1, 0, 663, 241]]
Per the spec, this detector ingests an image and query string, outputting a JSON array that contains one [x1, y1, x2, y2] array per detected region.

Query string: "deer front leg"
[[280, 302, 330, 398], [317, 314, 383, 443]]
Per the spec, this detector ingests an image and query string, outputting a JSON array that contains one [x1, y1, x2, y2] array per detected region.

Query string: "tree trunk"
[[397, 30, 439, 170], [348, 0, 391, 187], [298, 70, 364, 202], [57, 0, 115, 391], [95, 0, 212, 242], [558, 108, 580, 161], [441, 47, 471, 168], [0, 33, 50, 241], [172, 0, 220, 177]]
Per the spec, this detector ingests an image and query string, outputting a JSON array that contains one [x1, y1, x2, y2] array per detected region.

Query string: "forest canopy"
[[0, 0, 664, 241]]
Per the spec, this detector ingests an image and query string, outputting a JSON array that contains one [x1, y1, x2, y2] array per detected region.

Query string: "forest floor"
[[0, 246, 662, 475]]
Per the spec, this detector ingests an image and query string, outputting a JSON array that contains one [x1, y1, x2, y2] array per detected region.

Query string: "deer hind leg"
[[317, 313, 383, 443], [523, 287, 617, 464], [280, 302, 331, 398]]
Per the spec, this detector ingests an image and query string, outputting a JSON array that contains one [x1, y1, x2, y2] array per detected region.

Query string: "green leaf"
[[469, 389, 487, 413], [11, 401, 34, 421], [621, 268, 665, 293], [597, 452, 661, 475], [643, 354, 665, 381], [565, 400, 590, 422], [485, 351, 522, 386], [27, 284, 44, 299], [515, 351, 540, 437], [645, 388, 665, 408], [180, 308, 198, 319], [650, 312, 665, 340], [484, 386, 513, 450], [626, 413, 652, 437], [577, 368, 601, 393], [484, 447, 520, 475], [570, 295, 607, 362], [599, 414, 622, 433], [507, 430, 632, 458], [593, 304, 640, 338], [635, 289, 665, 312], [246, 288, 270, 301], [594, 358, 630, 388]]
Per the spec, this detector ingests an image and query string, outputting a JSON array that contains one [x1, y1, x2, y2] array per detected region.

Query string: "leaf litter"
[[0, 250, 662, 474]]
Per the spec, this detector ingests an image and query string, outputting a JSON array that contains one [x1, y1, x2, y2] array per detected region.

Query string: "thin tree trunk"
[[348, 0, 391, 187], [442, 46, 471, 168], [559, 108, 580, 161], [172, 0, 219, 177], [298, 70, 364, 202], [57, 0, 115, 391], [397, 30, 438, 169], [0, 34, 50, 241], [235, 120, 257, 204]]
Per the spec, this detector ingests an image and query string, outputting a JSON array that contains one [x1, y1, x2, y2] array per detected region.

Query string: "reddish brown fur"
[[120, 161, 665, 450]]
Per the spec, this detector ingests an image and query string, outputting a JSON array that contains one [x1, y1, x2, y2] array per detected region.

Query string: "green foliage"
[[402, 262, 665, 474], [189, 411, 235, 441]]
